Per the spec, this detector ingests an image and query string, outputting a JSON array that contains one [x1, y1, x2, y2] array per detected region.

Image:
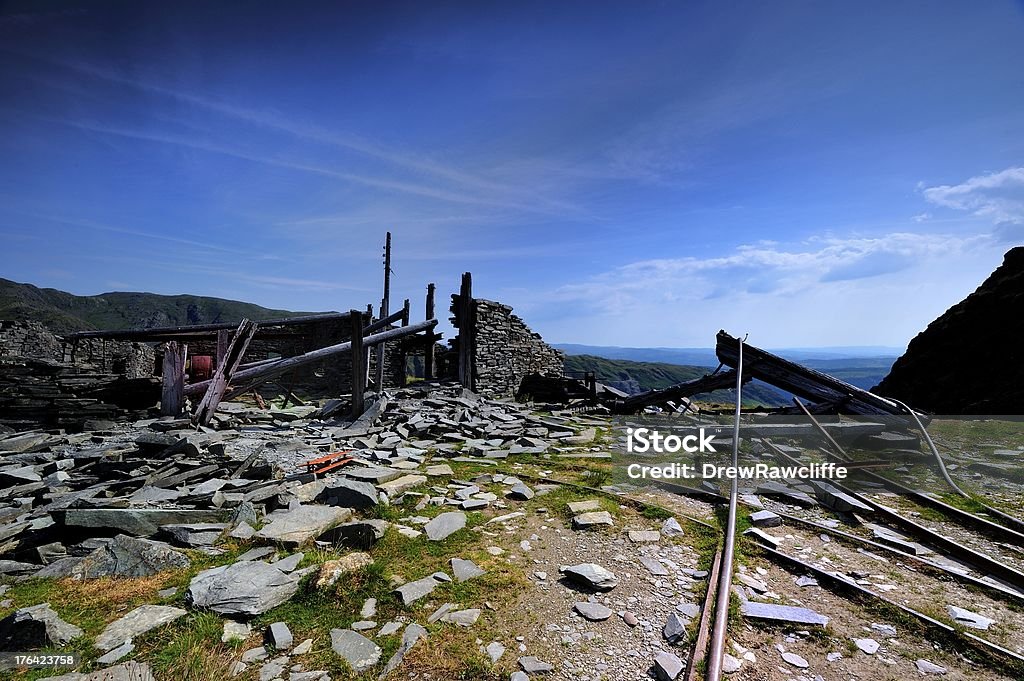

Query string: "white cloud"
[[530, 231, 1003, 347], [922, 167, 1024, 225]]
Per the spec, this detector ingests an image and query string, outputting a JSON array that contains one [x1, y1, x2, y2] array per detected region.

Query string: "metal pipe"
[[706, 333, 746, 680]]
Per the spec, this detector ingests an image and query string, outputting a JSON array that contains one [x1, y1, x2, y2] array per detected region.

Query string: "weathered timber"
[[716, 330, 903, 415], [613, 369, 744, 414], [215, 329, 229, 367], [424, 283, 436, 379], [160, 341, 185, 417], [192, 319, 258, 426], [184, 320, 438, 398], [349, 310, 366, 418], [456, 272, 474, 390], [375, 231, 392, 392], [65, 312, 355, 342], [362, 308, 405, 335]]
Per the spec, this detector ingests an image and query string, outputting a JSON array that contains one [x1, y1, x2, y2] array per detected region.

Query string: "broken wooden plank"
[[614, 369, 743, 414], [192, 319, 258, 426], [716, 331, 903, 415]]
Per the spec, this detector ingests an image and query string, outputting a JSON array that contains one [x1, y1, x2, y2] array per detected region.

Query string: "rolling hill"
[[0, 278, 317, 334], [563, 354, 791, 407]]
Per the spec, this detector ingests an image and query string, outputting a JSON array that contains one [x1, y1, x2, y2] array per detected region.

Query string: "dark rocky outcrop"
[[873, 247, 1024, 413]]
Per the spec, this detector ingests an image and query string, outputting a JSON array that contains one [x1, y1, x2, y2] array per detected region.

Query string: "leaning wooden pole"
[[457, 272, 474, 390]]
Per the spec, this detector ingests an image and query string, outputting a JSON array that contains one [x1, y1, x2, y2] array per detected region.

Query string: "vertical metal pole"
[[375, 231, 391, 391], [707, 333, 746, 681]]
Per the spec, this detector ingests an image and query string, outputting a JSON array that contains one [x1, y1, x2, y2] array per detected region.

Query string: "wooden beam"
[[349, 310, 366, 418], [613, 369, 743, 414], [192, 319, 258, 426], [184, 319, 438, 398], [160, 341, 185, 417], [64, 311, 354, 341], [424, 283, 436, 379], [715, 330, 903, 415]]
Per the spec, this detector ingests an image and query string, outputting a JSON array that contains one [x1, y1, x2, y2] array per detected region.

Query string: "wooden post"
[[398, 298, 410, 387], [161, 341, 186, 417], [365, 304, 373, 389], [457, 272, 474, 390], [424, 283, 436, 380], [349, 310, 365, 418], [375, 231, 391, 391], [192, 319, 258, 426], [216, 329, 230, 368]]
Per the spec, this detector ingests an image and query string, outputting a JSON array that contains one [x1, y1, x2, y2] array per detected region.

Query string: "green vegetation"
[[0, 277, 315, 333]]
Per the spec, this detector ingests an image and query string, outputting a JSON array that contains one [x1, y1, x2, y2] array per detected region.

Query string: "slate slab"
[[96, 605, 187, 651], [187, 561, 302, 616], [424, 512, 466, 541], [255, 505, 351, 546]]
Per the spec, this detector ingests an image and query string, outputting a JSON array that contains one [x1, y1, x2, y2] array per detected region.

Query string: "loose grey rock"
[[258, 656, 288, 681], [378, 623, 426, 676], [486, 640, 505, 663], [662, 613, 687, 642], [267, 621, 293, 649], [187, 561, 302, 616], [561, 563, 618, 590], [946, 605, 994, 630], [254, 505, 351, 546], [721, 653, 742, 674], [377, 621, 402, 637], [574, 602, 613, 621], [855, 638, 879, 654], [293, 638, 314, 655], [519, 655, 554, 673], [915, 659, 948, 675], [318, 519, 388, 549], [394, 575, 441, 605], [241, 646, 268, 663], [661, 517, 685, 536], [272, 552, 304, 573], [222, 620, 251, 643], [749, 509, 782, 527], [319, 478, 379, 510], [639, 556, 669, 576], [424, 512, 466, 541], [71, 534, 189, 579], [360, 598, 377, 618], [572, 511, 614, 529], [627, 530, 660, 543], [781, 651, 809, 668], [351, 620, 376, 631], [654, 651, 684, 680], [0, 603, 83, 648], [96, 605, 187, 651], [507, 484, 534, 500], [96, 640, 134, 665], [330, 629, 382, 673], [444, 608, 481, 626], [566, 500, 601, 514], [511, 673, 529, 681], [451, 557, 485, 582]]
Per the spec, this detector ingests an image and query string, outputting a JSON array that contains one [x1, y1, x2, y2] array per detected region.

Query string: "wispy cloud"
[[17, 51, 584, 218], [922, 167, 1024, 225]]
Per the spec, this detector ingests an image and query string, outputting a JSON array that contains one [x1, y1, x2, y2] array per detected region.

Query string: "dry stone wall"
[[472, 299, 563, 396]]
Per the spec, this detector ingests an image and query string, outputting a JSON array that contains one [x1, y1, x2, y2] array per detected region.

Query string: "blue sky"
[[1, 1, 1023, 348]]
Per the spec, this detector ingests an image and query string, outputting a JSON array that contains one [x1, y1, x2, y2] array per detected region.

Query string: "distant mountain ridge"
[[0, 278, 316, 334], [564, 354, 791, 407], [556, 343, 898, 391]]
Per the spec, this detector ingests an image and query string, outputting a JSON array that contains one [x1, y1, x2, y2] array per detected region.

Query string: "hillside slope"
[[0, 278, 315, 334], [564, 354, 790, 407], [874, 247, 1024, 413]]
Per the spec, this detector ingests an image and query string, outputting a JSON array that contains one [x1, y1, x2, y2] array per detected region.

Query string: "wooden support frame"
[[192, 319, 258, 426]]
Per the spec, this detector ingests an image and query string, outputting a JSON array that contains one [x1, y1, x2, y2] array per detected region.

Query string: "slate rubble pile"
[[0, 381, 618, 679]]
